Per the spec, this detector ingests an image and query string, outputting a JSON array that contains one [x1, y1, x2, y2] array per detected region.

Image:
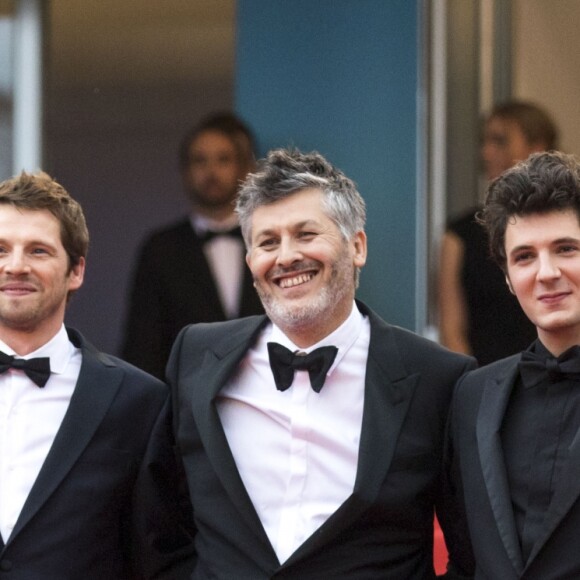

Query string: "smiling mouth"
[[539, 292, 570, 303], [0, 284, 35, 294], [277, 272, 316, 289]]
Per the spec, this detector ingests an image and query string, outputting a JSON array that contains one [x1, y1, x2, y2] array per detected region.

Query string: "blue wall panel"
[[236, 0, 419, 329]]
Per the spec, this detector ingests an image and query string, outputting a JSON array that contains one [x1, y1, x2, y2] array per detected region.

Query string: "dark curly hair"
[[479, 151, 580, 272]]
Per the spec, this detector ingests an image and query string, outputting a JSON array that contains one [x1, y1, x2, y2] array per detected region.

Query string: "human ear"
[[505, 274, 515, 295], [352, 231, 367, 268]]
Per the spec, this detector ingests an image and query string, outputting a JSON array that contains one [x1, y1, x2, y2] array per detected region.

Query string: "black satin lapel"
[[355, 363, 418, 497], [191, 342, 273, 551], [476, 371, 524, 574], [9, 351, 123, 541], [525, 423, 580, 566], [353, 312, 421, 500], [189, 232, 227, 318]]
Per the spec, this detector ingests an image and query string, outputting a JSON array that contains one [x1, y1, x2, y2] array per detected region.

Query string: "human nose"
[[275, 237, 302, 267], [204, 158, 219, 173], [4, 250, 31, 274], [537, 253, 560, 281]]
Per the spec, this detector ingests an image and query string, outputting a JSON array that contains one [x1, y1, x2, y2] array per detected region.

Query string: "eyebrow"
[[509, 237, 580, 255], [0, 238, 57, 248], [254, 219, 321, 238]]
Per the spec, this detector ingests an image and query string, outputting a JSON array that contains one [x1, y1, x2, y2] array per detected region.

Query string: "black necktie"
[[200, 226, 243, 244], [267, 342, 338, 393], [518, 345, 580, 388], [0, 350, 51, 388]]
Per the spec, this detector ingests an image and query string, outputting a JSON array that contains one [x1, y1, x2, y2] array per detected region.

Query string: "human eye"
[[557, 243, 579, 254], [189, 154, 206, 168], [218, 153, 235, 165], [486, 134, 506, 148], [556, 244, 578, 257], [297, 230, 317, 240], [512, 251, 534, 263], [30, 246, 51, 256], [257, 237, 278, 250]]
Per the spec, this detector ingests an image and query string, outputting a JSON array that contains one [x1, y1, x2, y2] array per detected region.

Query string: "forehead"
[[485, 117, 525, 141], [190, 130, 237, 154], [0, 205, 59, 231], [251, 188, 329, 227], [505, 210, 580, 248]]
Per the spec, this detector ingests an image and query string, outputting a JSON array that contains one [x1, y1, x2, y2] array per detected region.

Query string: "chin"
[[266, 304, 315, 329], [264, 296, 328, 328], [537, 316, 579, 333]]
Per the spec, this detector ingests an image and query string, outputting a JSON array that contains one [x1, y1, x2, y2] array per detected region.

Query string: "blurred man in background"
[[122, 112, 263, 379]]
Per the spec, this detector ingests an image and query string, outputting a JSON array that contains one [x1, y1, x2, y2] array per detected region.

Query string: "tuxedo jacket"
[[451, 354, 580, 579], [122, 219, 263, 380], [0, 328, 195, 580], [167, 301, 476, 579]]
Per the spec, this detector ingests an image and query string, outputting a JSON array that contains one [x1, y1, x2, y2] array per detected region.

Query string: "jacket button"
[[0, 560, 12, 571]]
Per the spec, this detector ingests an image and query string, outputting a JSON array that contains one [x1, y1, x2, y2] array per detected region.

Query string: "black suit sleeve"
[[122, 237, 173, 380], [437, 369, 475, 579], [126, 393, 196, 579]]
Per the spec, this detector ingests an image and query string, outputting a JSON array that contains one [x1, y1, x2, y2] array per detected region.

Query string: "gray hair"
[[236, 148, 366, 247]]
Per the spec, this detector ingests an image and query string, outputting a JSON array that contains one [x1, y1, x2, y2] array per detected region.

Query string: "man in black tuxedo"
[[168, 148, 476, 578], [450, 151, 580, 578], [0, 172, 194, 578], [122, 112, 264, 379]]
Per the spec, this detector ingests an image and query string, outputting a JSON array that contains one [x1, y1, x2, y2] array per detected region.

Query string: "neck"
[[278, 302, 353, 349], [537, 327, 580, 357], [0, 323, 63, 356]]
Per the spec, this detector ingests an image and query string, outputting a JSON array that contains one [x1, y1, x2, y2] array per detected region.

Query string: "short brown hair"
[[489, 101, 559, 150], [178, 112, 256, 171], [0, 171, 89, 271]]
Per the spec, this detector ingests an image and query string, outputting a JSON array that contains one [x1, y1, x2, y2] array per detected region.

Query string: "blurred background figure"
[[122, 112, 264, 379], [438, 101, 558, 365]]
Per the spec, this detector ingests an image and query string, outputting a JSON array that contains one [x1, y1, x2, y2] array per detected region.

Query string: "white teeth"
[[279, 273, 314, 288]]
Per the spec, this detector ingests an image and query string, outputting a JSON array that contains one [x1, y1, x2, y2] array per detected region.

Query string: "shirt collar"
[[268, 301, 366, 375], [0, 325, 76, 375], [531, 338, 580, 364], [530, 339, 551, 360]]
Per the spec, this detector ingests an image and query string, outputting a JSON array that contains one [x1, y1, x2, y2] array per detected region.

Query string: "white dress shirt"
[[217, 302, 370, 563], [192, 213, 245, 319], [0, 325, 81, 541]]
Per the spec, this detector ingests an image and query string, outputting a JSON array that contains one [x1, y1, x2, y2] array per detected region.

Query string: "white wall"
[[513, 0, 580, 156]]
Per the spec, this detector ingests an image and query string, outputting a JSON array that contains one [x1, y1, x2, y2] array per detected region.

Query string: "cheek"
[[509, 139, 532, 162], [247, 253, 273, 279], [188, 165, 209, 182], [216, 163, 239, 180], [508, 272, 534, 301], [192, 170, 206, 185]]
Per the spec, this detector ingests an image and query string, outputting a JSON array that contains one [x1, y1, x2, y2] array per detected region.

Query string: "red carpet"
[[433, 516, 448, 575]]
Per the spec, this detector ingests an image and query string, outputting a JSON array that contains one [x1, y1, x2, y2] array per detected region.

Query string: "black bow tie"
[[0, 350, 51, 388], [267, 342, 338, 393], [518, 345, 580, 388], [199, 226, 242, 244]]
